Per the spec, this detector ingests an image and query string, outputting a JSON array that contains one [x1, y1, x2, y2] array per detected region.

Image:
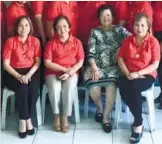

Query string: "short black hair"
[[97, 4, 115, 19], [14, 16, 33, 35], [53, 15, 71, 31]]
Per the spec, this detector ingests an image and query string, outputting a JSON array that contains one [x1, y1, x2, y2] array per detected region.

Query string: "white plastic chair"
[[114, 84, 155, 132], [41, 84, 80, 124], [1, 87, 42, 130], [84, 78, 118, 119]]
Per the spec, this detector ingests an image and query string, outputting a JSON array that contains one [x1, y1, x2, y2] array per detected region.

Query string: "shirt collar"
[[132, 32, 150, 45], [55, 33, 74, 44], [16, 35, 32, 44]]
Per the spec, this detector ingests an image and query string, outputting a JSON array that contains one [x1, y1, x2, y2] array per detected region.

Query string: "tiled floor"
[[1, 87, 162, 144]]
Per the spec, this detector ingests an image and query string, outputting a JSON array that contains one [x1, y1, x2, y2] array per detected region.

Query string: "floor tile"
[[1, 130, 36, 144], [73, 129, 112, 144], [113, 129, 153, 144], [152, 129, 162, 144], [33, 130, 74, 144]]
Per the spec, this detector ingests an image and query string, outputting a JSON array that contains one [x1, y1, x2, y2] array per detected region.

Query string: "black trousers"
[[4, 68, 39, 120], [119, 75, 155, 126]]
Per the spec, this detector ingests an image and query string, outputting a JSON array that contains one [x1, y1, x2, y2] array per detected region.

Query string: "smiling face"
[[56, 18, 70, 38], [17, 18, 31, 37], [99, 9, 113, 26], [133, 17, 149, 38]]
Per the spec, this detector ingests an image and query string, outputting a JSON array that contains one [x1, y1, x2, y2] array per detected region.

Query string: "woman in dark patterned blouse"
[[84, 4, 130, 133]]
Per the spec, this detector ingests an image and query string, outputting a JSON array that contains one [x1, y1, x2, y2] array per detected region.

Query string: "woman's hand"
[[127, 72, 139, 80], [127, 72, 145, 80], [59, 73, 70, 81], [18, 75, 31, 84], [90, 67, 101, 81]]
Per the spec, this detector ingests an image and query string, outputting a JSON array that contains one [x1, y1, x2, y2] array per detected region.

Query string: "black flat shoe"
[[158, 103, 162, 109], [18, 131, 27, 138], [130, 126, 144, 143], [27, 128, 35, 135], [103, 123, 112, 133], [154, 96, 162, 103], [95, 112, 103, 123]]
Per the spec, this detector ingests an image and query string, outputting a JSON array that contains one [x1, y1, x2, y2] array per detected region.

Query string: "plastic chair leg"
[[84, 89, 89, 119], [74, 88, 80, 124]]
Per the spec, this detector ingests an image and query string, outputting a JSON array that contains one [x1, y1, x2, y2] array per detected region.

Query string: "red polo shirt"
[[46, 1, 78, 37], [6, 2, 31, 37], [2, 36, 41, 68], [152, 2, 162, 32], [118, 33, 160, 78], [44, 34, 85, 76], [106, 1, 128, 24], [78, 1, 106, 47], [1, 1, 6, 48], [127, 2, 153, 33]]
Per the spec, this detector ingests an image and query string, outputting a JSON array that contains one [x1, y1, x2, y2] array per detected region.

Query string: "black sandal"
[[130, 126, 144, 143], [27, 128, 35, 135], [95, 112, 103, 123], [103, 123, 112, 133], [18, 131, 27, 138], [158, 103, 162, 109]]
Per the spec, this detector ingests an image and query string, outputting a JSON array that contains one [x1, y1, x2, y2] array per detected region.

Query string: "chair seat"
[[1, 87, 42, 130]]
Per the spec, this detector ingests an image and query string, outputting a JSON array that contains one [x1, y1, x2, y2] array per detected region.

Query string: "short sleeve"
[[117, 26, 132, 38], [117, 38, 129, 59], [30, 1, 44, 15], [75, 40, 85, 60], [47, 2, 60, 21], [150, 38, 161, 63], [44, 41, 54, 61], [87, 29, 97, 59], [2, 38, 13, 60], [34, 38, 41, 57]]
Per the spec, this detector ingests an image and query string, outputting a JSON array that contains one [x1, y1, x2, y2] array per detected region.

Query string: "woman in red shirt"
[[3, 16, 41, 138], [44, 15, 84, 132], [117, 13, 160, 143]]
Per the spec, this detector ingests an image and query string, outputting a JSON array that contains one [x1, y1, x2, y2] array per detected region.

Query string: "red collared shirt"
[[127, 2, 153, 33], [153, 2, 162, 32], [3, 35, 41, 68], [44, 34, 85, 76], [6, 2, 31, 37], [118, 33, 161, 78], [78, 1, 106, 47], [46, 1, 78, 37], [106, 1, 129, 24]]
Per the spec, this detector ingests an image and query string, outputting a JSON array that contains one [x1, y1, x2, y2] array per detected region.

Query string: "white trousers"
[[45, 74, 78, 116]]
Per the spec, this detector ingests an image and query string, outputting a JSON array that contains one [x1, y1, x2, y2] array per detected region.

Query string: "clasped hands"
[[17, 73, 32, 84], [126, 71, 145, 80], [58, 67, 75, 81]]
